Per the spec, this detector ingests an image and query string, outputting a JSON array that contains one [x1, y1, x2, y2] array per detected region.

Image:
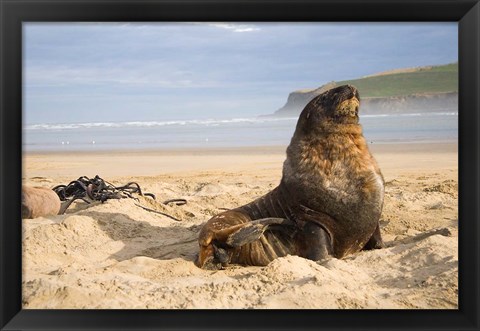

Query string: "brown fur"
[[22, 186, 61, 219], [196, 85, 385, 269]]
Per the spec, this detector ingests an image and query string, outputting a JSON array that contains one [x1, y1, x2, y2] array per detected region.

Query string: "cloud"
[[24, 65, 221, 90], [204, 23, 260, 33]]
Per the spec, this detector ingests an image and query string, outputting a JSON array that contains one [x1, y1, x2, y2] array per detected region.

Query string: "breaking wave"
[[25, 117, 298, 131], [25, 112, 457, 131]]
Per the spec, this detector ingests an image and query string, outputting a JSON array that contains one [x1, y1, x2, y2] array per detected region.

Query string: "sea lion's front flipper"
[[301, 221, 333, 261], [226, 218, 294, 247], [362, 222, 385, 250], [295, 206, 336, 260]]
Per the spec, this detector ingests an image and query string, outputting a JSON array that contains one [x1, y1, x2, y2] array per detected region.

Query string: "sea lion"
[[22, 186, 61, 219], [195, 85, 385, 270]]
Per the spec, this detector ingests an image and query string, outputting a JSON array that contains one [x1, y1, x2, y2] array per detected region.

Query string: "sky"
[[24, 22, 458, 125]]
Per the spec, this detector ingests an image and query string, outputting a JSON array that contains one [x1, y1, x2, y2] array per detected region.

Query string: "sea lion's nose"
[[346, 85, 357, 95], [345, 85, 359, 100]]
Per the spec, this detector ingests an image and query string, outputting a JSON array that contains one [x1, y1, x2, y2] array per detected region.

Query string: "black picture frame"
[[1, 0, 479, 330]]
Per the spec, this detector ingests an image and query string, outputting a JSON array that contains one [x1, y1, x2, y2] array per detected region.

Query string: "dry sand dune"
[[22, 143, 458, 309]]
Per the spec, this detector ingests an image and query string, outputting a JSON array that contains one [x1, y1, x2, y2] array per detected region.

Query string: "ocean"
[[23, 112, 458, 152]]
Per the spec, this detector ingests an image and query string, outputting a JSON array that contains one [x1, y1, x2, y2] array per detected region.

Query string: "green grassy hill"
[[337, 63, 458, 98], [271, 62, 459, 116]]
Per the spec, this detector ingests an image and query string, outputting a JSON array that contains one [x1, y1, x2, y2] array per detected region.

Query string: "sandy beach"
[[22, 142, 458, 309]]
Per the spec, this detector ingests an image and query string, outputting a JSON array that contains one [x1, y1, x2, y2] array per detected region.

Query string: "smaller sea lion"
[[196, 84, 385, 270], [22, 186, 61, 219]]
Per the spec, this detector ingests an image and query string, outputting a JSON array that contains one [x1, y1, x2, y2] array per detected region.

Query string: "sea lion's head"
[[294, 84, 361, 136]]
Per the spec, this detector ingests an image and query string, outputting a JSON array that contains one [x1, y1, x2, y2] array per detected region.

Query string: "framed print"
[[1, 0, 479, 330]]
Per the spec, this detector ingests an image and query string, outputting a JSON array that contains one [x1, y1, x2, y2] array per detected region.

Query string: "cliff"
[[273, 84, 458, 117], [270, 63, 458, 117]]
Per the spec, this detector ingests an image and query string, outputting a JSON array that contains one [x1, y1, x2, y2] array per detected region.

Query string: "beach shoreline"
[[22, 140, 458, 309], [23, 140, 458, 155], [23, 141, 458, 178]]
